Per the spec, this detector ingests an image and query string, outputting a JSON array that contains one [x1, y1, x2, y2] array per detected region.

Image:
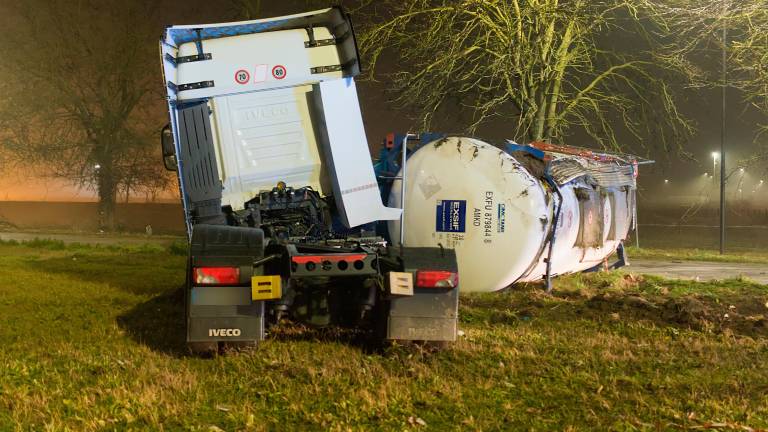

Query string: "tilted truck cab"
[[159, 7, 460, 353]]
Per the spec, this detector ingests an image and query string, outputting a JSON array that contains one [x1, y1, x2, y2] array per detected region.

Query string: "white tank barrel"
[[389, 136, 638, 293], [388, 137, 550, 292]]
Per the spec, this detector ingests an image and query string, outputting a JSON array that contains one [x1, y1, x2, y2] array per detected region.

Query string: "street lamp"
[[718, 0, 727, 255], [711, 152, 719, 184]]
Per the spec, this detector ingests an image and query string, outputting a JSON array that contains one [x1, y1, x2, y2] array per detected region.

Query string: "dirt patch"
[[584, 291, 768, 338], [466, 274, 768, 339], [663, 296, 709, 325]]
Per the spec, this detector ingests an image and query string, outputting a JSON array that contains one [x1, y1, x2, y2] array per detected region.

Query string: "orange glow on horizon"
[[0, 169, 176, 202]]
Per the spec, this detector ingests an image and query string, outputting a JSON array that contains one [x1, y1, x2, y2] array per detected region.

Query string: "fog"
[[0, 0, 766, 251]]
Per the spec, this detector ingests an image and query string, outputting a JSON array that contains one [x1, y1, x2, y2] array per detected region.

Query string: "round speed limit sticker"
[[271, 65, 287, 80], [234, 69, 250, 85]]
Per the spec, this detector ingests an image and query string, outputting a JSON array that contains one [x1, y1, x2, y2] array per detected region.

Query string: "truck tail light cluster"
[[193, 267, 240, 285], [416, 270, 458, 288]]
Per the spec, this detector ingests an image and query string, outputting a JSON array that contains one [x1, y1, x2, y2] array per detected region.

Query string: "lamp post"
[[712, 152, 718, 185], [719, 2, 727, 255]]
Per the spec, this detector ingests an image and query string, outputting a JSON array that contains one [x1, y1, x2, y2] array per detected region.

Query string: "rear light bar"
[[193, 267, 240, 285], [291, 254, 367, 264], [416, 270, 458, 288]]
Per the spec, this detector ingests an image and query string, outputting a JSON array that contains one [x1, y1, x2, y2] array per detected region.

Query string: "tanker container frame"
[[376, 134, 646, 294], [158, 7, 460, 354]]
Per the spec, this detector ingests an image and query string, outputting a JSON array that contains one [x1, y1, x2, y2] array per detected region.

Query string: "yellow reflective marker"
[[251, 275, 282, 301]]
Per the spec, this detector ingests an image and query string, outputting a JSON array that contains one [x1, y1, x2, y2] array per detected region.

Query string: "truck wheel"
[[420, 340, 450, 352], [188, 341, 218, 356], [223, 340, 259, 352]]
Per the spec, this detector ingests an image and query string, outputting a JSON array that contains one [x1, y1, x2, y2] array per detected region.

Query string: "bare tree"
[[231, 0, 263, 19], [0, 0, 170, 229], [358, 0, 695, 152], [646, 0, 768, 172], [231, 0, 375, 19], [118, 145, 175, 203], [727, 3, 768, 174]]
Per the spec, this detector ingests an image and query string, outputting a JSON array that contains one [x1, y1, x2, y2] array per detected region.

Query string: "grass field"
[[626, 246, 768, 265], [1, 240, 767, 431]]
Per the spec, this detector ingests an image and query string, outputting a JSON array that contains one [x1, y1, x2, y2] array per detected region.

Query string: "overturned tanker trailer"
[[384, 136, 644, 293]]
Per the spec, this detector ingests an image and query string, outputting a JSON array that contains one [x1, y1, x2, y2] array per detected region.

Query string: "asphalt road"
[[625, 259, 768, 285]]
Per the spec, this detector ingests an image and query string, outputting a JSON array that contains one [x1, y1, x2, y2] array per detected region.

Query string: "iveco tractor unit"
[[159, 8, 460, 353]]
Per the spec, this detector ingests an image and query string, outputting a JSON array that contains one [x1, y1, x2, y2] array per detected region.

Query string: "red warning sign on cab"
[[271, 65, 287, 80], [234, 69, 250, 85]]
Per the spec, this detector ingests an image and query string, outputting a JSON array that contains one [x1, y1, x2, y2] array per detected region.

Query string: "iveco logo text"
[[209, 328, 241, 337], [243, 105, 290, 121]]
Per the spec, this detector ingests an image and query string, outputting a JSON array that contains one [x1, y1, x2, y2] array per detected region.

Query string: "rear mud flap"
[[386, 288, 459, 342], [188, 225, 267, 344], [386, 247, 459, 342], [188, 302, 265, 343]]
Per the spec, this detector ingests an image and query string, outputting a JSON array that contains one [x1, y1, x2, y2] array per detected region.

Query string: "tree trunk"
[[97, 164, 117, 231], [533, 88, 549, 141]]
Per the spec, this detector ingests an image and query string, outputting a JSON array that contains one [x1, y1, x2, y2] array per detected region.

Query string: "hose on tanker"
[[543, 169, 563, 293], [511, 165, 563, 291]]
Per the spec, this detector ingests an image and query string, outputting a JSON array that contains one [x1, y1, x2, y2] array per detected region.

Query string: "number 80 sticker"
[[271, 65, 287, 80]]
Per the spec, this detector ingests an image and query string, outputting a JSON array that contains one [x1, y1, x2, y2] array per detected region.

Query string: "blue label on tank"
[[436, 200, 466, 232]]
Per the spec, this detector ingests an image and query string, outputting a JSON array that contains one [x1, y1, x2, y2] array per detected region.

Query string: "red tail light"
[[416, 270, 458, 288], [193, 267, 240, 285]]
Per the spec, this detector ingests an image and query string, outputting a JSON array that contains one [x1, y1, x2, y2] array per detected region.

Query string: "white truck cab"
[[159, 8, 460, 353], [161, 7, 400, 230]]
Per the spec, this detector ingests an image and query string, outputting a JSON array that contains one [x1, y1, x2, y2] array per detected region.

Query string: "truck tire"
[[188, 341, 218, 356], [223, 340, 259, 352]]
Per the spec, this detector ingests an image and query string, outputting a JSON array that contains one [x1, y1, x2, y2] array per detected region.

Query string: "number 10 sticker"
[[235, 69, 250, 85], [271, 65, 287, 80]]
